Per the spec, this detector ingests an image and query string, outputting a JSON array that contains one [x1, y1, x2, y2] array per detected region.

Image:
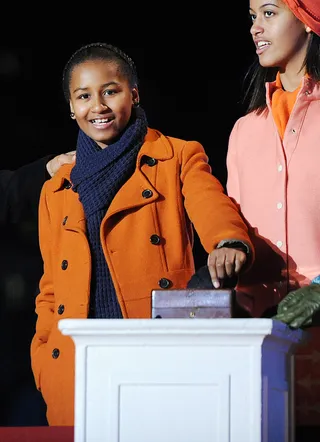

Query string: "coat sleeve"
[[179, 138, 254, 262], [0, 155, 54, 226], [30, 181, 55, 390]]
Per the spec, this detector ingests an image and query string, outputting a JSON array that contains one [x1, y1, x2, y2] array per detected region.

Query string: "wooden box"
[[151, 289, 234, 319]]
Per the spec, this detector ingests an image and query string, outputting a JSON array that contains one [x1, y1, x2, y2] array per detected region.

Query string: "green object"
[[273, 283, 320, 329]]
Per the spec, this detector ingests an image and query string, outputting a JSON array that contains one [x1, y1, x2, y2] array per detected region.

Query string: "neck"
[[279, 70, 305, 92], [278, 35, 310, 91]]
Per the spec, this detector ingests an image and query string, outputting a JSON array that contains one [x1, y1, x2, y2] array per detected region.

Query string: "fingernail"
[[213, 281, 220, 289]]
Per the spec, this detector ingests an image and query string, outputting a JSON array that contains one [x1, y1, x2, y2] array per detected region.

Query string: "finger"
[[46, 162, 53, 177], [215, 254, 227, 280], [58, 153, 76, 165], [275, 302, 307, 323], [207, 256, 220, 288], [224, 254, 235, 278], [274, 311, 297, 323], [277, 303, 287, 315], [290, 315, 310, 329], [234, 252, 246, 274], [277, 292, 302, 314], [277, 300, 292, 315], [289, 308, 314, 329]]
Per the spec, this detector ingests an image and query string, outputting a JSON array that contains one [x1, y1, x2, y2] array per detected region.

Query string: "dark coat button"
[[57, 304, 65, 315], [62, 216, 68, 226], [61, 260, 68, 270], [150, 234, 161, 245], [142, 189, 153, 199], [52, 348, 60, 359], [146, 157, 157, 167], [63, 180, 72, 189], [158, 278, 171, 289]]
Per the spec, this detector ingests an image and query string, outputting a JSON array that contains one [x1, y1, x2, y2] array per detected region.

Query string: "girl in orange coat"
[[31, 42, 254, 426]]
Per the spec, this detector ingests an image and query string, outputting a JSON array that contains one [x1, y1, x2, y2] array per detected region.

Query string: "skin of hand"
[[46, 151, 76, 177], [207, 247, 247, 289], [273, 284, 320, 329]]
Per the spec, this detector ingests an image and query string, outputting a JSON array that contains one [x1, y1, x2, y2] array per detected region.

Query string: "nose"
[[250, 18, 263, 37], [91, 96, 109, 113]]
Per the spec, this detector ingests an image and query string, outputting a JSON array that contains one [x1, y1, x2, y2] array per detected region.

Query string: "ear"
[[69, 102, 76, 119], [132, 87, 140, 106], [305, 25, 312, 34]]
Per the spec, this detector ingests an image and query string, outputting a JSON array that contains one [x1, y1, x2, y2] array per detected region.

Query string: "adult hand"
[[46, 151, 76, 177], [273, 284, 320, 329], [207, 247, 247, 289]]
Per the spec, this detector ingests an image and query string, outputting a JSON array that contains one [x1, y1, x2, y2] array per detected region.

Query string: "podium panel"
[[59, 318, 305, 442]]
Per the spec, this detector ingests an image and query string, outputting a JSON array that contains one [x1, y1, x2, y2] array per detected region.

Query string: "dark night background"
[[0, 6, 254, 182], [0, 5, 254, 267], [0, 4, 274, 429], [0, 7, 319, 440]]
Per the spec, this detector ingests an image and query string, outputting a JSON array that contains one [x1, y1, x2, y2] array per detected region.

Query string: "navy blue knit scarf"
[[71, 107, 148, 318]]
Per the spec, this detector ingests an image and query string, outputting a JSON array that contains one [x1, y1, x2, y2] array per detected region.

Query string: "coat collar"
[[137, 127, 174, 161], [49, 128, 174, 193], [266, 75, 320, 107]]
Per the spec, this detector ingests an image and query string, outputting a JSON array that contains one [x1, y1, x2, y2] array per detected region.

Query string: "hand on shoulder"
[[46, 151, 76, 177]]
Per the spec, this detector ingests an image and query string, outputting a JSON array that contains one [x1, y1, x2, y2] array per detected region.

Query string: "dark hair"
[[62, 42, 138, 102], [242, 32, 320, 115]]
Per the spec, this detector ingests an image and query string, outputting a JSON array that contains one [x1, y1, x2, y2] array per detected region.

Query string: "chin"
[[258, 55, 277, 69]]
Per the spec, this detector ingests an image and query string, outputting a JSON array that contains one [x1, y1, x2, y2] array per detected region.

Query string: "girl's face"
[[69, 59, 139, 149], [249, 0, 311, 72]]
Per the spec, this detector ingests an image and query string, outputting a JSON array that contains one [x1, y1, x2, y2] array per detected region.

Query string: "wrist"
[[216, 240, 250, 255]]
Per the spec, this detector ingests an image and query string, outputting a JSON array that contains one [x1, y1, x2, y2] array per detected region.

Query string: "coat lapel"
[[50, 129, 174, 225], [105, 131, 174, 218]]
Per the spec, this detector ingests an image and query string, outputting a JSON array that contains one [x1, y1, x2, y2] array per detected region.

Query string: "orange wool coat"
[[31, 128, 253, 426]]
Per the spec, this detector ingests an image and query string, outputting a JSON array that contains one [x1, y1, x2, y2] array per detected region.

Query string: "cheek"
[[118, 103, 134, 124], [73, 102, 89, 118], [277, 34, 302, 60], [278, 22, 306, 48]]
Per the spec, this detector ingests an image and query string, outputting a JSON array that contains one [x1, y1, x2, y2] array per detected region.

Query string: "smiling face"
[[69, 59, 139, 149], [249, 0, 311, 73]]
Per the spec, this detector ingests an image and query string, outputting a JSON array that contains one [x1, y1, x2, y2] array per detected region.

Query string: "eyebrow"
[[249, 2, 280, 11], [72, 81, 119, 95]]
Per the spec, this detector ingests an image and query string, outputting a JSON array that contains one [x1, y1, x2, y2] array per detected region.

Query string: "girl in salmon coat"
[[31, 42, 254, 426], [226, 0, 320, 429]]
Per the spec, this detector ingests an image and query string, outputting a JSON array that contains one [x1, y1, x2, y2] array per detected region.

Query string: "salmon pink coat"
[[227, 76, 320, 317], [226, 76, 320, 426]]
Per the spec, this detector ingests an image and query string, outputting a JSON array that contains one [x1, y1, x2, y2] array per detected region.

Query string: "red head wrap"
[[282, 0, 320, 36]]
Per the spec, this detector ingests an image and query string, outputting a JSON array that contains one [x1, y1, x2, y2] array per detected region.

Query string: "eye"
[[78, 93, 90, 100], [103, 89, 117, 97], [249, 13, 256, 22], [264, 10, 275, 18]]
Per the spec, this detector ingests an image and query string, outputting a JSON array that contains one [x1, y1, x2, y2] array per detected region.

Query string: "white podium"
[[59, 318, 306, 442]]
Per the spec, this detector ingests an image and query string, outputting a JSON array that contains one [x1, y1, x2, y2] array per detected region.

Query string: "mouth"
[[90, 117, 115, 130], [90, 117, 113, 124], [255, 40, 271, 55]]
